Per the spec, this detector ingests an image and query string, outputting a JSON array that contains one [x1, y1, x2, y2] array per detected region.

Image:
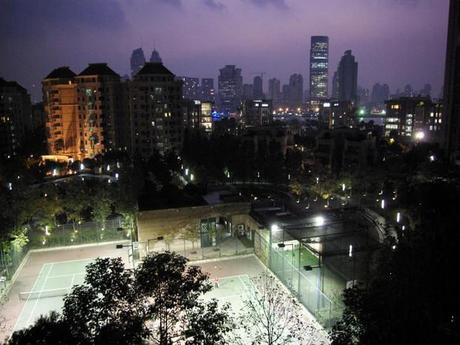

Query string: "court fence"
[[0, 217, 128, 299]]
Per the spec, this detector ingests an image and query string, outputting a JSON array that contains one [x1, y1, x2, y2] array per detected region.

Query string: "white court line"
[[13, 263, 48, 331], [26, 263, 54, 326], [42, 272, 85, 280]]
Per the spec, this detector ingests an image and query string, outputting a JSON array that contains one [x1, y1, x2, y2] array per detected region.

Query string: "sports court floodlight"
[[313, 216, 325, 227], [271, 224, 280, 232]]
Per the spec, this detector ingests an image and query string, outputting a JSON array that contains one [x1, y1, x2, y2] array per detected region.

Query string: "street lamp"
[[396, 212, 401, 223], [414, 131, 425, 141]]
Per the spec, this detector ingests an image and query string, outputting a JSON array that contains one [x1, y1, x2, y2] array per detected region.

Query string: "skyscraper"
[[371, 83, 390, 105], [268, 78, 281, 106], [253, 76, 264, 99], [336, 50, 358, 104], [179, 77, 200, 100], [309, 36, 329, 101], [130, 48, 146, 77], [443, 0, 460, 162], [288, 73, 304, 109], [150, 49, 163, 63], [218, 65, 243, 114], [200, 78, 215, 103]]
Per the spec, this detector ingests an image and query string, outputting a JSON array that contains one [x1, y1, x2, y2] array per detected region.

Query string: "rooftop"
[[78, 63, 120, 77], [136, 62, 174, 76], [44, 66, 76, 80]]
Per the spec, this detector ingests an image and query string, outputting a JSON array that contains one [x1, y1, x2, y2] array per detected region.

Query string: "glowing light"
[[45, 226, 50, 236], [80, 163, 85, 171], [414, 131, 425, 140], [342, 183, 346, 191], [190, 173, 194, 181], [271, 224, 280, 232], [429, 155, 435, 162], [381, 199, 385, 209], [313, 216, 325, 227], [396, 212, 401, 223], [349, 244, 353, 257]]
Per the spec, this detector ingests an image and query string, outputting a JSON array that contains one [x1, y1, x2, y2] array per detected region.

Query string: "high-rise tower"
[[309, 36, 329, 101], [130, 48, 146, 77]]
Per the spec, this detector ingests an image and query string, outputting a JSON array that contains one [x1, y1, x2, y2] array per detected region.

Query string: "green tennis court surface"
[[14, 258, 93, 331]]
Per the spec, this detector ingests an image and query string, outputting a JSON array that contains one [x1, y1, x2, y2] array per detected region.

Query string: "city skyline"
[[0, 0, 449, 101]]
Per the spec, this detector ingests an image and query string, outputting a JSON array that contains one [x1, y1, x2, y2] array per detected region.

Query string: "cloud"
[[247, 0, 289, 9], [156, 0, 182, 7], [203, 0, 226, 11], [0, 0, 128, 37]]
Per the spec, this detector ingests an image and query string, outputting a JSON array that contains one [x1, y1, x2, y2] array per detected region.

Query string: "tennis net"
[[19, 287, 71, 300]]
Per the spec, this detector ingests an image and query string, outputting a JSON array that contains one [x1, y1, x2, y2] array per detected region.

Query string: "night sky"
[[0, 0, 449, 102]]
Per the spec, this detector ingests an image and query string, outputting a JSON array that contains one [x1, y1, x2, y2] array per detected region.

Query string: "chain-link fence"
[[0, 216, 130, 299]]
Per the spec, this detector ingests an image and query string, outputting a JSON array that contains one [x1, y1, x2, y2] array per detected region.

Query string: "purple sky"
[[0, 0, 450, 102]]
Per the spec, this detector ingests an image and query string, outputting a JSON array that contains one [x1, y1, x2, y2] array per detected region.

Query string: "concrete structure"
[[218, 65, 243, 114], [183, 100, 213, 134], [268, 78, 281, 107], [129, 62, 183, 157], [316, 128, 376, 173], [75, 63, 124, 157], [288, 73, 304, 110], [0, 78, 32, 158], [318, 99, 356, 129], [253, 76, 264, 99], [385, 97, 443, 142], [242, 99, 273, 127], [178, 76, 200, 100], [130, 48, 146, 77], [200, 78, 215, 102], [335, 50, 358, 104], [149, 49, 162, 63], [443, 0, 460, 164], [309, 36, 329, 102], [42, 67, 80, 159]]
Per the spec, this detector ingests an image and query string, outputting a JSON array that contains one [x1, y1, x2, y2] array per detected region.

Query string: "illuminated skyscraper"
[[268, 78, 281, 106], [309, 36, 329, 101], [218, 65, 243, 114], [130, 48, 146, 77]]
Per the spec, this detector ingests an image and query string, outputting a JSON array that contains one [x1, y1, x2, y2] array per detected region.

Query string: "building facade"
[[242, 99, 273, 127], [0, 78, 32, 158], [179, 77, 200, 100], [200, 78, 215, 103], [218, 65, 243, 114], [309, 36, 329, 102], [129, 62, 183, 158], [130, 48, 146, 77], [336, 50, 358, 104], [385, 97, 443, 141], [443, 0, 460, 163]]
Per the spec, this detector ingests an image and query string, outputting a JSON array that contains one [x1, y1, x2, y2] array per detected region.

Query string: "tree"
[[184, 299, 232, 345], [7, 312, 73, 345], [239, 273, 326, 345], [330, 182, 460, 345], [7, 252, 232, 345], [135, 251, 212, 344], [62, 257, 147, 345]]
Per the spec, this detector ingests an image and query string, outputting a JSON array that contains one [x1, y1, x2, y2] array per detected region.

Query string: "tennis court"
[[14, 258, 93, 331], [204, 274, 255, 313]]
